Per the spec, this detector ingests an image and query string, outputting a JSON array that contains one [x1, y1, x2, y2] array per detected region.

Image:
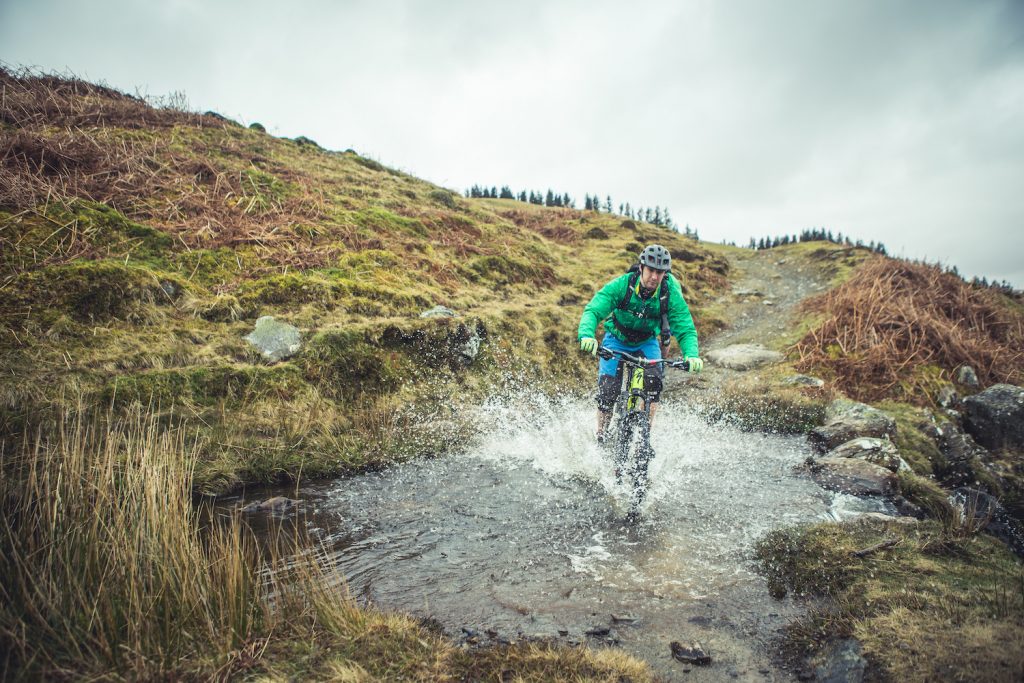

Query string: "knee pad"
[[596, 374, 619, 412]]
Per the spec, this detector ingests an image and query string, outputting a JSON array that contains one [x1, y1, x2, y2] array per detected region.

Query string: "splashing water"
[[275, 394, 890, 679]]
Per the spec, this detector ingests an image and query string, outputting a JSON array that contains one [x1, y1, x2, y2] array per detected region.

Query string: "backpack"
[[614, 264, 672, 350]]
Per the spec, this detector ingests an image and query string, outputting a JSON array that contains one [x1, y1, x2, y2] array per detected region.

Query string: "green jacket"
[[577, 271, 699, 358]]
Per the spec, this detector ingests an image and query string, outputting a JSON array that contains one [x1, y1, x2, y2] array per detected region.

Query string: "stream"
[[234, 394, 891, 681]]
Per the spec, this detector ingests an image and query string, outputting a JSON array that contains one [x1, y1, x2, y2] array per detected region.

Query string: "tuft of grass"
[[755, 518, 1024, 682]]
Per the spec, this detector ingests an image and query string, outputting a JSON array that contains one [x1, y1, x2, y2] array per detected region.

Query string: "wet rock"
[[706, 343, 783, 370], [812, 638, 866, 683], [243, 316, 301, 362], [419, 305, 458, 318], [810, 456, 897, 496], [809, 399, 896, 452], [610, 614, 637, 624], [785, 374, 826, 388], [956, 365, 980, 388], [962, 383, 1024, 451], [240, 496, 301, 513], [670, 640, 712, 666], [459, 326, 482, 362], [584, 626, 611, 637], [937, 385, 960, 409], [826, 437, 907, 473], [935, 421, 987, 487], [952, 488, 1024, 557]]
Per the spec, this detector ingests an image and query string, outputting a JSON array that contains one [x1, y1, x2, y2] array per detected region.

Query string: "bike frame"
[[597, 347, 689, 518]]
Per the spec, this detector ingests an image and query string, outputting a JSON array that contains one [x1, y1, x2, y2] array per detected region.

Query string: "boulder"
[[706, 343, 783, 370], [962, 383, 1024, 451], [810, 456, 897, 496], [809, 399, 896, 452], [420, 305, 458, 319], [243, 316, 301, 362], [827, 437, 907, 472], [813, 638, 866, 683], [955, 365, 980, 387]]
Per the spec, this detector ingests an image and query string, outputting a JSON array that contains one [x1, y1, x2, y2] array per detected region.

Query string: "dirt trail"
[[665, 248, 832, 395]]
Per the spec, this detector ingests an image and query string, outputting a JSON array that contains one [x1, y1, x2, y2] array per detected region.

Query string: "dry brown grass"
[[1, 66, 331, 268], [793, 257, 1024, 403]]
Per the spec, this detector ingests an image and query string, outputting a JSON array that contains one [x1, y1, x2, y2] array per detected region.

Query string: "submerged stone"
[[244, 316, 301, 363]]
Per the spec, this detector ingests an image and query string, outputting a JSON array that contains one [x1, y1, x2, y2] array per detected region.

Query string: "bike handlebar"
[[597, 346, 690, 371]]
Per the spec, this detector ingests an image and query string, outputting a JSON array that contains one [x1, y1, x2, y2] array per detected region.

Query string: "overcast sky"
[[3, 0, 1023, 287]]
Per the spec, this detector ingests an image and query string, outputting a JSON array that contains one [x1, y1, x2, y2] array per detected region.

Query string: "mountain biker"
[[577, 244, 703, 442]]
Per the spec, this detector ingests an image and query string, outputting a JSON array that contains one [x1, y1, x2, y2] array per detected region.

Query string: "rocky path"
[[665, 248, 832, 395]]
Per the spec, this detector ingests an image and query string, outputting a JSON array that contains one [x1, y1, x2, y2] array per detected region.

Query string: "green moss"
[[877, 400, 948, 476], [301, 328, 411, 399], [700, 383, 827, 434], [102, 363, 306, 407], [898, 470, 956, 522], [755, 518, 1024, 681], [4, 260, 184, 328]]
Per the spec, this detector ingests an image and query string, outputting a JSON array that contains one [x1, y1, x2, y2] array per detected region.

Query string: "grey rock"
[[811, 456, 897, 496], [670, 640, 712, 666], [420, 305, 458, 319], [813, 638, 866, 683], [459, 327, 482, 361], [952, 488, 1024, 557], [243, 316, 301, 362], [809, 399, 897, 452], [706, 343, 783, 370], [827, 437, 908, 473], [963, 383, 1024, 451], [785, 374, 826, 388], [956, 365, 980, 387], [937, 385, 960, 409]]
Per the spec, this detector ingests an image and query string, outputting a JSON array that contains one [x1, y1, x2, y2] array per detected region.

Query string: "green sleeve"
[[666, 275, 699, 358], [578, 274, 628, 339]]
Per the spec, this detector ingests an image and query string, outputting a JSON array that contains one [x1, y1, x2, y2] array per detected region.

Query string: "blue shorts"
[[598, 332, 662, 377]]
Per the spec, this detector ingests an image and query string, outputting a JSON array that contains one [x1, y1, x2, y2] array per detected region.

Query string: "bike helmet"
[[639, 244, 671, 271]]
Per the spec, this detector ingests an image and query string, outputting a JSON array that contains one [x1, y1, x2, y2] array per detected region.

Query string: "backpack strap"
[[618, 269, 640, 311], [659, 278, 672, 351]]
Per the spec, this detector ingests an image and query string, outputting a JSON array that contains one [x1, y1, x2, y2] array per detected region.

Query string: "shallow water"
[[241, 396, 890, 681]]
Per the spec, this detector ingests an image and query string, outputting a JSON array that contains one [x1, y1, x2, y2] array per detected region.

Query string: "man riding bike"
[[577, 244, 703, 442]]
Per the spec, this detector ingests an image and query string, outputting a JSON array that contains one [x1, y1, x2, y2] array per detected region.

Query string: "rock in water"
[[809, 399, 897, 452], [244, 316, 301, 362], [670, 640, 712, 665], [240, 496, 301, 513], [962, 383, 1024, 451], [706, 343, 783, 370]]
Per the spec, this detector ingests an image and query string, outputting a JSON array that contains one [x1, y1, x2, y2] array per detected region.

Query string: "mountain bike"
[[597, 347, 690, 521]]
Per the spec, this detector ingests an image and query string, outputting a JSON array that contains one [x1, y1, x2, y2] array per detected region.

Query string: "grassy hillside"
[[0, 67, 729, 492]]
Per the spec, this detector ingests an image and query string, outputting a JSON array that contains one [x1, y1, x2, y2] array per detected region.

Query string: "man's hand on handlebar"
[[580, 337, 598, 356], [684, 357, 704, 373]]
